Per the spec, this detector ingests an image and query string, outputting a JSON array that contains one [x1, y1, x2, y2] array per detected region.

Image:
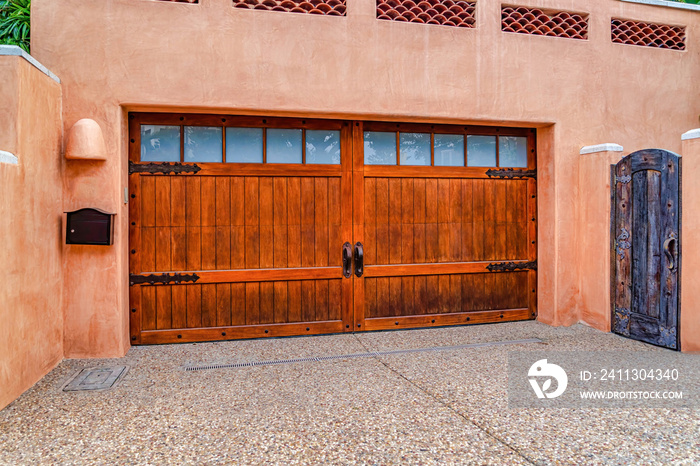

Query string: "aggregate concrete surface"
[[1, 322, 698, 465]]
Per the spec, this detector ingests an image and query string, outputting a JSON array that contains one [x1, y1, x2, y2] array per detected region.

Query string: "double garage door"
[[128, 114, 537, 344]]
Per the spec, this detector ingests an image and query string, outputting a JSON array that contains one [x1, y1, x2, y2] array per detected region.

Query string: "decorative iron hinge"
[[486, 261, 537, 272], [129, 161, 201, 175], [658, 326, 677, 349], [616, 228, 631, 260], [615, 175, 631, 184], [485, 168, 536, 180], [613, 307, 630, 336], [129, 273, 200, 286]]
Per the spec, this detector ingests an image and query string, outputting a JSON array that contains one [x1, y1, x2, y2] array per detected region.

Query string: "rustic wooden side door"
[[351, 122, 537, 331], [129, 114, 354, 344], [612, 149, 680, 350]]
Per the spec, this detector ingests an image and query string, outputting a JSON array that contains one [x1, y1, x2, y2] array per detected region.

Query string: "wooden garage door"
[[128, 114, 353, 344], [129, 114, 536, 344], [353, 122, 537, 331]]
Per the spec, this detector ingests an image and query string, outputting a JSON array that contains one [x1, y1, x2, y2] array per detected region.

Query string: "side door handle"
[[663, 233, 677, 271], [354, 242, 364, 277], [342, 242, 352, 278]]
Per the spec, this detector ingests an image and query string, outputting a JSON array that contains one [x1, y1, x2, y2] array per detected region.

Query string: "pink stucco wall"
[[23, 0, 700, 356], [681, 135, 700, 353], [0, 55, 63, 410]]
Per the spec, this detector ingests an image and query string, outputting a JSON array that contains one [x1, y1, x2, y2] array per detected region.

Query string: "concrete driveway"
[[1, 322, 698, 465]]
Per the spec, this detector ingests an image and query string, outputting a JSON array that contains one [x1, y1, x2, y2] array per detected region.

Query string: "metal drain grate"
[[63, 366, 129, 391], [184, 338, 542, 372]]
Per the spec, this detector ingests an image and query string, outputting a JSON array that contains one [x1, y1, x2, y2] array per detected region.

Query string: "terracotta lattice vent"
[[611, 19, 685, 51], [501, 6, 588, 40], [376, 0, 476, 28], [232, 0, 347, 15]]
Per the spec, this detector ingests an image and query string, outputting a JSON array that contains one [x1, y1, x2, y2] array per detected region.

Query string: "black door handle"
[[354, 242, 364, 277], [342, 242, 352, 278]]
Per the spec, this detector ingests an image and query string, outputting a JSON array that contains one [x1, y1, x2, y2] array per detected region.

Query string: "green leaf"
[[0, 0, 30, 53]]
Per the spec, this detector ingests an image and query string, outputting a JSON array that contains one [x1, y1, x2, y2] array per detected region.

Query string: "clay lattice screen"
[[376, 0, 476, 28], [232, 0, 347, 15], [611, 19, 685, 51], [501, 6, 588, 40]]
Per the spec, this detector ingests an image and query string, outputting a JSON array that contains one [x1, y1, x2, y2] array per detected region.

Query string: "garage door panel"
[[361, 272, 529, 319]]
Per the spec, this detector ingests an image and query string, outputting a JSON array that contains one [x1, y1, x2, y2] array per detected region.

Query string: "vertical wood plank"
[[449, 274, 461, 312], [301, 177, 315, 268], [288, 281, 302, 323], [245, 282, 260, 325], [328, 279, 341, 321], [376, 277, 390, 317], [365, 278, 377, 318], [402, 276, 415, 315], [273, 177, 289, 268], [375, 178, 389, 265], [201, 177, 217, 270], [156, 286, 172, 330], [315, 177, 329, 267], [216, 284, 231, 327], [315, 279, 329, 321], [273, 281, 288, 323], [231, 283, 245, 325], [389, 277, 402, 317], [186, 284, 201, 328], [142, 228, 156, 272], [216, 177, 231, 270], [155, 227, 171, 271], [449, 179, 462, 262], [245, 177, 260, 269], [483, 180, 496, 261], [461, 179, 474, 262], [472, 179, 485, 261], [155, 177, 171, 227], [142, 286, 156, 330], [171, 286, 187, 329], [426, 275, 439, 314], [185, 177, 201, 270], [259, 177, 274, 269], [364, 178, 377, 265], [389, 178, 402, 264], [402, 178, 414, 264], [287, 177, 302, 268], [425, 179, 438, 263], [301, 280, 315, 322], [328, 177, 342, 267], [201, 284, 216, 327], [141, 177, 156, 228], [259, 282, 274, 324], [438, 275, 450, 313]]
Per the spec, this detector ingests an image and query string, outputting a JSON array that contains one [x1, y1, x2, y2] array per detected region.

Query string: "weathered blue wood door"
[[612, 149, 680, 350]]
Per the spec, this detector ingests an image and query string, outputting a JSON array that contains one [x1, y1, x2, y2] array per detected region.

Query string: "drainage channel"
[[183, 338, 542, 372]]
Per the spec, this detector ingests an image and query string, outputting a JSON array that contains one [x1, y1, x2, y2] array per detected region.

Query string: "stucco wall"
[[29, 0, 700, 355], [0, 55, 63, 410]]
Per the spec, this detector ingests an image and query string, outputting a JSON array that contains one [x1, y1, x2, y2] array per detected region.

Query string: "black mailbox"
[[65, 208, 115, 245]]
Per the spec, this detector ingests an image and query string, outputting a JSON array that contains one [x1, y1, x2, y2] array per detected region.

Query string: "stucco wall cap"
[[65, 119, 107, 160], [0, 150, 18, 165], [681, 129, 700, 141], [580, 144, 624, 155], [0, 45, 60, 83], [620, 0, 700, 12]]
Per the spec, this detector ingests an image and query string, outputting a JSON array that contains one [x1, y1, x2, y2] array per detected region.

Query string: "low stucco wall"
[[0, 53, 63, 410], [27, 0, 700, 355], [681, 133, 700, 353]]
